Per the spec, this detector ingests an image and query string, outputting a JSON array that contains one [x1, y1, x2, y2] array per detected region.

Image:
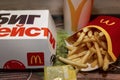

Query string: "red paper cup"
[[87, 16, 120, 62]]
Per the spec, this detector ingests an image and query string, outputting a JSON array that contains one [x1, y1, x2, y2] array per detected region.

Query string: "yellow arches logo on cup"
[[67, 0, 88, 32], [64, 0, 94, 34]]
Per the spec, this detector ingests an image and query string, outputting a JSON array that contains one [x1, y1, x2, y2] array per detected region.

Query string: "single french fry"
[[86, 42, 91, 49], [67, 47, 77, 56], [67, 54, 78, 60], [84, 35, 89, 39], [103, 53, 109, 71], [71, 57, 81, 62], [91, 59, 98, 68], [57, 56, 88, 68], [67, 51, 87, 60], [83, 27, 89, 32], [101, 41, 107, 50], [86, 42, 94, 53], [88, 30, 93, 38], [75, 58, 82, 64], [83, 38, 95, 43], [77, 43, 86, 48], [94, 42, 103, 67], [100, 48, 106, 55], [78, 51, 88, 57], [99, 32, 104, 37], [67, 50, 71, 55], [81, 51, 91, 64], [90, 47, 96, 53], [66, 45, 75, 51], [94, 31, 99, 36]]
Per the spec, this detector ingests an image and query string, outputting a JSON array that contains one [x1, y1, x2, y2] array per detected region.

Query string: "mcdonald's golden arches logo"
[[30, 55, 42, 64], [100, 19, 115, 26], [27, 52, 44, 66]]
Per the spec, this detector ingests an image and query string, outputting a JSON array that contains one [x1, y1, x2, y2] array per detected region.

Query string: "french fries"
[[93, 42, 103, 67], [60, 27, 113, 71], [103, 53, 109, 71]]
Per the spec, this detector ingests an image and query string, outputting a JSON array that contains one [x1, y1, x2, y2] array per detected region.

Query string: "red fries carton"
[[65, 16, 120, 71], [0, 10, 56, 69], [88, 16, 120, 62]]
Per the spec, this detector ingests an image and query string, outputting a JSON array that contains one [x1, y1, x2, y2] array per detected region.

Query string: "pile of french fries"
[[58, 27, 113, 71]]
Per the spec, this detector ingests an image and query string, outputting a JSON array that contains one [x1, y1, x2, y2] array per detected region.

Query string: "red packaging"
[[88, 16, 120, 62]]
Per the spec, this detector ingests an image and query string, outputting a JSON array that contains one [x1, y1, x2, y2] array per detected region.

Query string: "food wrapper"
[[65, 16, 120, 71], [44, 65, 77, 80]]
